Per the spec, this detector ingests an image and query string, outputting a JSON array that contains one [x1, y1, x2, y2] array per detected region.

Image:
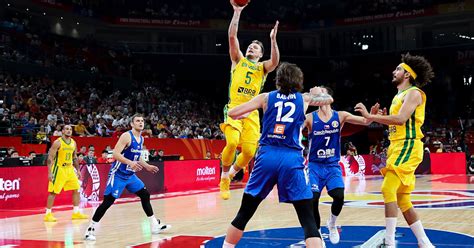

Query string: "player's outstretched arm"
[[339, 110, 374, 126], [228, 0, 245, 66], [113, 133, 142, 171], [47, 139, 61, 182], [228, 93, 267, 120], [263, 21, 280, 74], [302, 86, 333, 110], [355, 90, 421, 126]]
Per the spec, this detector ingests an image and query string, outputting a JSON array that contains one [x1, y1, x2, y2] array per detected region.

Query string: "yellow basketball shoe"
[[44, 213, 57, 222], [72, 212, 89, 220], [219, 177, 231, 200]]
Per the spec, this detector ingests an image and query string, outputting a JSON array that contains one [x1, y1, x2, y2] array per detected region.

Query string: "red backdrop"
[[50, 137, 226, 160]]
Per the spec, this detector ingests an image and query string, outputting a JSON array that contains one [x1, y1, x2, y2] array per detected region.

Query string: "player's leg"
[[129, 175, 171, 234], [45, 167, 65, 222], [399, 199, 434, 248], [220, 125, 241, 200], [293, 199, 323, 248], [63, 166, 88, 219], [223, 193, 264, 247], [85, 174, 124, 240], [229, 113, 259, 178], [224, 146, 277, 247], [380, 170, 401, 247], [308, 163, 323, 230], [325, 165, 345, 244]]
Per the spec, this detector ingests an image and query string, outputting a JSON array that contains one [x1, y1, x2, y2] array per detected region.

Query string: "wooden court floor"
[[1, 174, 473, 247]]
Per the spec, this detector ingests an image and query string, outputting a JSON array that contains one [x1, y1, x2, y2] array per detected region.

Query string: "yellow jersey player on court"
[[219, 0, 280, 200], [44, 125, 88, 222], [355, 53, 435, 248]]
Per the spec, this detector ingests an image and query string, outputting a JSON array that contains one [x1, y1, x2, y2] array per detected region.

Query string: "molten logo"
[[196, 166, 216, 176], [0, 178, 20, 191]]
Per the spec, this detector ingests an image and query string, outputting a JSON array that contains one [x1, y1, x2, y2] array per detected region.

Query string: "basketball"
[[232, 0, 250, 7]]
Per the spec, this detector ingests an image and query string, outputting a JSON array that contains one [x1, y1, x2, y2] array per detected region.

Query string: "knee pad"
[[235, 142, 257, 169], [100, 194, 116, 209], [231, 193, 262, 230], [397, 193, 413, 212], [293, 199, 320, 239], [135, 188, 150, 201], [328, 188, 344, 202]]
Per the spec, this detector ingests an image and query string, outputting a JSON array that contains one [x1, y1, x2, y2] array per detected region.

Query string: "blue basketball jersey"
[[308, 110, 341, 164], [108, 131, 143, 179], [259, 90, 305, 150]]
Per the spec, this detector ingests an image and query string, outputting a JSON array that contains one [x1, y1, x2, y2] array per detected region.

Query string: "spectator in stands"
[[29, 151, 36, 160], [112, 126, 124, 138], [157, 149, 164, 162], [75, 120, 90, 136], [47, 110, 58, 123], [79, 145, 87, 154], [97, 150, 108, 164], [22, 117, 37, 142], [53, 125, 62, 136], [205, 151, 211, 159], [36, 125, 49, 144], [86, 120, 97, 136], [85, 149, 97, 164], [10, 150, 19, 158], [78, 153, 86, 166]]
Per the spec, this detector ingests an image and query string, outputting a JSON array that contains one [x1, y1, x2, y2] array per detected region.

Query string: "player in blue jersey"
[[305, 86, 375, 245], [84, 114, 170, 241], [222, 62, 333, 248]]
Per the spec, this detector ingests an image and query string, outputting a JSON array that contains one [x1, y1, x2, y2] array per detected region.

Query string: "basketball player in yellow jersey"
[[219, 0, 280, 200], [44, 125, 89, 222], [355, 53, 435, 248]]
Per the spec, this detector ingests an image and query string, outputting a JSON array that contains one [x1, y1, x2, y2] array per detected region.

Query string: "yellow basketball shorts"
[[382, 139, 423, 187], [220, 105, 260, 144], [48, 165, 80, 194]]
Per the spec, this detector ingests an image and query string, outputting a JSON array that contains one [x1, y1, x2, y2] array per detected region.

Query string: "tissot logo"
[[237, 87, 256, 96]]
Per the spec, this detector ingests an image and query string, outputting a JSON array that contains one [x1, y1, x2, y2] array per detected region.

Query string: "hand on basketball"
[[309, 86, 323, 95], [354, 103, 370, 118], [144, 164, 159, 174], [270, 21, 279, 40], [129, 161, 143, 171]]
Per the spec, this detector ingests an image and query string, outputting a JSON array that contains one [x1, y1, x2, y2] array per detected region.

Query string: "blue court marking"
[[204, 226, 474, 248]]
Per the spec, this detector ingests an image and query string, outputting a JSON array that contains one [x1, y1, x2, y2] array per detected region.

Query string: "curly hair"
[[275, 62, 304, 94], [401, 53, 435, 87]]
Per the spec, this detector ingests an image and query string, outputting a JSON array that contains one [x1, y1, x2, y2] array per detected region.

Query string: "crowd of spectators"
[[0, 71, 224, 143]]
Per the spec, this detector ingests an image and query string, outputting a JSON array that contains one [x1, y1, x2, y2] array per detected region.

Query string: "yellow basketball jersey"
[[228, 57, 266, 107], [55, 137, 76, 167], [388, 86, 426, 141]]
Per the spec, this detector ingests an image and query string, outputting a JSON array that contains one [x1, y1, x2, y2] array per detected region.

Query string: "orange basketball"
[[233, 0, 250, 7]]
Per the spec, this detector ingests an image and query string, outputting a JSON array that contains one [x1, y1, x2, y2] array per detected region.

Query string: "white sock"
[[222, 240, 235, 248], [229, 165, 240, 177], [221, 171, 229, 179], [46, 208, 52, 214], [89, 221, 97, 228], [73, 206, 80, 213], [410, 220, 432, 245], [149, 215, 159, 226], [385, 217, 397, 245], [328, 214, 338, 227]]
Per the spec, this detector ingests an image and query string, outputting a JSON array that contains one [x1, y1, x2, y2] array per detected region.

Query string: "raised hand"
[[270, 21, 279, 40], [354, 103, 370, 118]]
